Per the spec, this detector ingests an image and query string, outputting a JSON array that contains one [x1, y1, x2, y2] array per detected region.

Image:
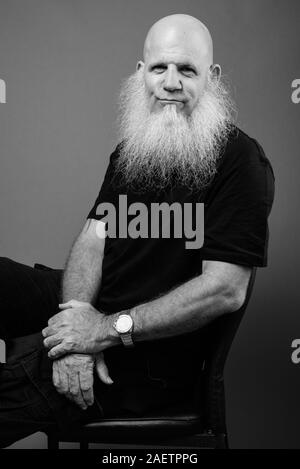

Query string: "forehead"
[[145, 28, 210, 70]]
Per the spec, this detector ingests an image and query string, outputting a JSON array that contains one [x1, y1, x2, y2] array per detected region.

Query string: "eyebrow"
[[149, 61, 198, 71]]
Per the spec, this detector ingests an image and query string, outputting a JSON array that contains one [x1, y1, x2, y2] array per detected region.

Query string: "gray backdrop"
[[0, 0, 299, 449]]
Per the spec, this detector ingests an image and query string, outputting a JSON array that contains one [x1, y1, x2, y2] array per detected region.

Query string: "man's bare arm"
[[128, 261, 252, 343], [49, 219, 112, 410], [61, 218, 105, 304], [43, 260, 252, 358]]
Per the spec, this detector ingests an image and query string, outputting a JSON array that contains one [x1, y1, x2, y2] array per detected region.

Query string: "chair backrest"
[[198, 267, 257, 434]]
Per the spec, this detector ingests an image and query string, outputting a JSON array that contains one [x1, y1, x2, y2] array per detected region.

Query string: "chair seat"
[[51, 403, 204, 444]]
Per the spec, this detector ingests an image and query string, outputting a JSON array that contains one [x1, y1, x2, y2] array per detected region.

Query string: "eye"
[[180, 67, 196, 76], [151, 65, 166, 73]]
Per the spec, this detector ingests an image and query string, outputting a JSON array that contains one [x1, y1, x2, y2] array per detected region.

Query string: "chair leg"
[[80, 440, 89, 450], [215, 433, 228, 449], [47, 434, 59, 449]]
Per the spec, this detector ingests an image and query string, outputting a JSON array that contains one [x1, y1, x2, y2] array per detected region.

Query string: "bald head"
[[143, 14, 213, 66], [137, 14, 219, 117]]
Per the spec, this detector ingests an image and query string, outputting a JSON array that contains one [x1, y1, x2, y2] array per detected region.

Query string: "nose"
[[163, 66, 182, 92]]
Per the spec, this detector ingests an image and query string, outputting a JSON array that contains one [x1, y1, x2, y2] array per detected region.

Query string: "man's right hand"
[[52, 352, 113, 410]]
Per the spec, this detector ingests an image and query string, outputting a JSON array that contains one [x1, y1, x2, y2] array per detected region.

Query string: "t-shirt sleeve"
[[86, 148, 118, 221], [200, 138, 275, 267]]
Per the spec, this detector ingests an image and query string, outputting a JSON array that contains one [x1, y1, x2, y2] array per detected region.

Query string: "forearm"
[[62, 236, 104, 305], [130, 274, 239, 342], [106, 262, 249, 345]]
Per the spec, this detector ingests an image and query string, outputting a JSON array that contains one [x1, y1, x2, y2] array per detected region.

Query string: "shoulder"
[[206, 126, 275, 204], [224, 127, 274, 172], [217, 126, 275, 182]]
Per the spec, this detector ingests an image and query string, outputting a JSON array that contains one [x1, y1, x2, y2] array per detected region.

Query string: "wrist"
[[101, 313, 121, 348]]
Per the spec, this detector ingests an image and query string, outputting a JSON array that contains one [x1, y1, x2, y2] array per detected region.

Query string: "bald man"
[[0, 14, 274, 447]]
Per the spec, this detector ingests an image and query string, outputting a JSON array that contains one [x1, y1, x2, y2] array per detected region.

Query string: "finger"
[[43, 334, 62, 350], [59, 303, 74, 310], [69, 370, 87, 410], [48, 313, 64, 326], [79, 369, 94, 407], [52, 361, 69, 395], [59, 300, 86, 309], [95, 354, 114, 385], [42, 326, 56, 338], [48, 344, 70, 359], [52, 362, 60, 389]]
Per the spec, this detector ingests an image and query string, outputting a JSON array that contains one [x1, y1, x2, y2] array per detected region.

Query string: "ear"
[[209, 64, 221, 81], [136, 60, 144, 71]]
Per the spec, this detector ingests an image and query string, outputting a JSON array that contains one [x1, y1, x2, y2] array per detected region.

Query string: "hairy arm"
[[51, 219, 112, 410], [44, 260, 252, 357], [61, 218, 105, 303], [128, 261, 252, 343]]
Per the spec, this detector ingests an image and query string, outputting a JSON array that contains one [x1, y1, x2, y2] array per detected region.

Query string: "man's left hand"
[[42, 299, 115, 359]]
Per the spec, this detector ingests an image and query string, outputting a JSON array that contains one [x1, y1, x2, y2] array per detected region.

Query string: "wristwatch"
[[113, 313, 134, 348]]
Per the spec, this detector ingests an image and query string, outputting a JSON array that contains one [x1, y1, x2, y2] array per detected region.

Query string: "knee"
[[0, 257, 13, 266], [0, 256, 14, 275], [0, 257, 20, 296], [0, 257, 13, 283], [0, 257, 17, 276]]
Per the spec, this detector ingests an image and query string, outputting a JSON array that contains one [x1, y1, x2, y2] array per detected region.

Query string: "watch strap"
[[120, 332, 134, 348]]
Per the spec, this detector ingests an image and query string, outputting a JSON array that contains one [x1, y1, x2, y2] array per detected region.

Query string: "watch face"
[[117, 315, 133, 333]]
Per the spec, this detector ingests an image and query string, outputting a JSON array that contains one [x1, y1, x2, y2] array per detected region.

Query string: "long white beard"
[[114, 70, 236, 193]]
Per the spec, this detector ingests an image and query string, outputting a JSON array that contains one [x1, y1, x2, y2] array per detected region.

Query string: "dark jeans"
[[0, 257, 103, 448], [0, 257, 192, 448]]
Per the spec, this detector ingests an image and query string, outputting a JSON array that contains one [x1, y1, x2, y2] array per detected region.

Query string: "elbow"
[[222, 286, 247, 314]]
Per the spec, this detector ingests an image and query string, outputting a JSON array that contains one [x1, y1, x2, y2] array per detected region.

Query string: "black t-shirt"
[[87, 127, 275, 380], [88, 127, 274, 311]]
